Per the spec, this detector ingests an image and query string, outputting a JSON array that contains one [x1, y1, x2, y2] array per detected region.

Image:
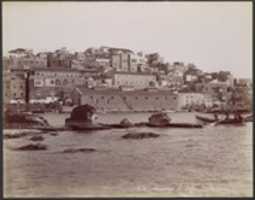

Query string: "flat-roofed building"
[[112, 72, 157, 89], [177, 92, 213, 110], [71, 88, 178, 112]]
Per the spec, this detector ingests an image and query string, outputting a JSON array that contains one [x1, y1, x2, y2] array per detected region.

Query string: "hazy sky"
[[2, 2, 252, 78]]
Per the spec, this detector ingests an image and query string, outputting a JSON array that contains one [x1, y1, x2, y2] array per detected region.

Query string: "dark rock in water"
[[62, 147, 96, 153], [148, 112, 171, 126], [65, 104, 99, 130], [69, 104, 96, 122], [30, 135, 44, 141], [119, 118, 133, 127], [4, 110, 50, 129], [4, 132, 28, 139], [122, 132, 160, 139], [134, 122, 147, 127], [14, 143, 47, 151], [49, 132, 58, 136]]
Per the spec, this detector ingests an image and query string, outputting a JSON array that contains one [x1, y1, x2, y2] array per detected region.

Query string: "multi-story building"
[[202, 79, 232, 99], [109, 47, 135, 72], [4, 70, 26, 102], [111, 52, 133, 72], [9, 55, 48, 69], [112, 71, 157, 89], [95, 57, 111, 68], [3, 69, 12, 103], [8, 48, 33, 58], [47, 47, 73, 68], [21, 67, 101, 99], [31, 68, 101, 88], [177, 92, 213, 110]]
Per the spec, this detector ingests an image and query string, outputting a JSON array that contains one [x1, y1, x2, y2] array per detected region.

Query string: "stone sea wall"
[[78, 90, 178, 112]]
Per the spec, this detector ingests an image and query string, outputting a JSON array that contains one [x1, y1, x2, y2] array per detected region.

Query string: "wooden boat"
[[146, 122, 203, 128], [244, 115, 253, 122], [215, 118, 244, 126], [195, 115, 217, 123]]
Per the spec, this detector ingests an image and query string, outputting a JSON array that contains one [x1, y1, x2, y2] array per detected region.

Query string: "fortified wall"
[[71, 88, 178, 112]]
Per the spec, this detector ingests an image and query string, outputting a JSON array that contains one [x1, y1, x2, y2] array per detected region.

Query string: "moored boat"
[[195, 115, 217, 123], [215, 118, 244, 126], [147, 122, 202, 128], [244, 114, 253, 122]]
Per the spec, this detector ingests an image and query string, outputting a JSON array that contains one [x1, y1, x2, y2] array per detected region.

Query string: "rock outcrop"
[[148, 112, 171, 126], [13, 143, 47, 151], [62, 147, 96, 153], [65, 104, 107, 130], [30, 135, 44, 141], [122, 132, 160, 139], [4, 110, 50, 129], [119, 118, 133, 127]]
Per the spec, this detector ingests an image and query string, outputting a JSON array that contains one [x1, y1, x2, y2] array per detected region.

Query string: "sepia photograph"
[[2, 1, 253, 198]]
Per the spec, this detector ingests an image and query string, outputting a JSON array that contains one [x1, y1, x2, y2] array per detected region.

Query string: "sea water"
[[3, 112, 253, 197]]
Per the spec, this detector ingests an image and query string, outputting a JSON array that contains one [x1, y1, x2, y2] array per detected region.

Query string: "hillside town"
[[3, 46, 252, 113]]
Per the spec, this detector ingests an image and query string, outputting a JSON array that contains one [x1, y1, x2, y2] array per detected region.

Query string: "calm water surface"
[[4, 112, 253, 197]]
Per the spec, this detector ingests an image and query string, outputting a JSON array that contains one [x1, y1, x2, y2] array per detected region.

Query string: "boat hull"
[[195, 115, 217, 123]]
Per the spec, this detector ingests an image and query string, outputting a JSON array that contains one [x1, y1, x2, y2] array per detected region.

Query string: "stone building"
[[6, 71, 26, 101], [177, 92, 213, 110], [31, 67, 101, 89], [47, 47, 73, 68], [8, 48, 33, 58], [18, 67, 100, 99], [112, 72, 157, 89], [71, 88, 178, 112]]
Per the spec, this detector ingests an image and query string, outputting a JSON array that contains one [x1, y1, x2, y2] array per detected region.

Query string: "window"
[[145, 97, 148, 100], [63, 79, 68, 85], [56, 79, 61, 86], [90, 96, 94, 99], [101, 96, 104, 100]]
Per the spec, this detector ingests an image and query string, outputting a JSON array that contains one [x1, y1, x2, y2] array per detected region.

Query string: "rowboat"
[[215, 118, 244, 126], [195, 115, 217, 123]]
